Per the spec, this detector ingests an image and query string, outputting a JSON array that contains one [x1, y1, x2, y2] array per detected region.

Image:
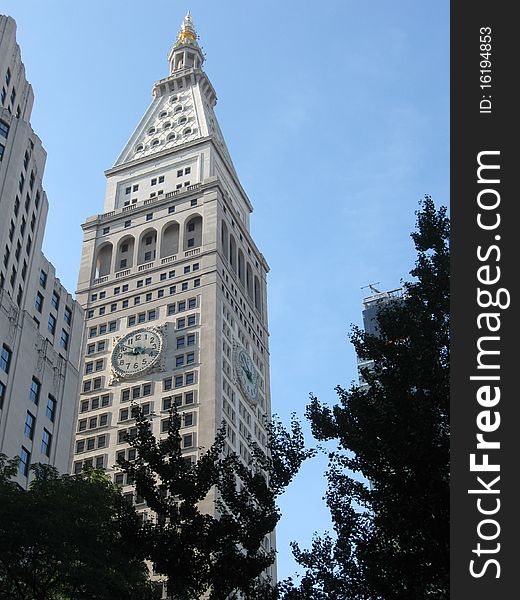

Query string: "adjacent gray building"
[[0, 15, 83, 487]]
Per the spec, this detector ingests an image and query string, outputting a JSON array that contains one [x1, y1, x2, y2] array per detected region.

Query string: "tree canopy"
[[118, 408, 314, 600], [282, 197, 450, 599], [0, 455, 159, 600]]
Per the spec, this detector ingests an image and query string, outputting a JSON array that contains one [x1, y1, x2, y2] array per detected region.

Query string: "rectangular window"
[[101, 394, 110, 407], [185, 372, 194, 385], [128, 316, 136, 327], [187, 334, 196, 346], [175, 375, 183, 388], [99, 324, 107, 334], [170, 286, 177, 295], [85, 362, 94, 375], [60, 329, 69, 350], [29, 377, 40, 404], [41, 429, 52, 457], [48, 313, 56, 335], [111, 303, 117, 312], [121, 389, 130, 402], [186, 352, 195, 364], [182, 282, 189, 291], [35, 291, 44, 313], [89, 326, 97, 338], [168, 304, 176, 315], [138, 312, 146, 324], [184, 413, 193, 427], [134, 297, 141, 305], [81, 400, 89, 413], [109, 321, 117, 332], [95, 359, 104, 371], [185, 391, 194, 405], [46, 395, 57, 422], [24, 412, 35, 439], [183, 434, 193, 448], [0, 120, 9, 138], [51, 291, 60, 310], [187, 315, 196, 327], [146, 293, 152, 302], [137, 280, 143, 288], [177, 318, 185, 329], [19, 447, 30, 476], [176, 337, 185, 349], [175, 356, 184, 368], [1, 345, 12, 374], [78, 419, 87, 432], [188, 298, 197, 309], [132, 387, 141, 400], [163, 378, 172, 391], [178, 301, 186, 312], [0, 381, 5, 410], [76, 440, 85, 453]]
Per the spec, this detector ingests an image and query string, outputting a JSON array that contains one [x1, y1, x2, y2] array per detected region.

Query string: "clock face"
[[235, 347, 259, 404], [111, 328, 163, 378]]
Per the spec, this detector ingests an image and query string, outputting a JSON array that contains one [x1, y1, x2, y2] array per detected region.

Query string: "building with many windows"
[[73, 13, 275, 577], [0, 15, 83, 487], [357, 285, 403, 387]]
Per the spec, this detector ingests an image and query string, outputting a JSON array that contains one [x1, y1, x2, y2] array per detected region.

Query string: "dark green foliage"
[[118, 408, 314, 600], [282, 197, 449, 599], [0, 455, 159, 600]]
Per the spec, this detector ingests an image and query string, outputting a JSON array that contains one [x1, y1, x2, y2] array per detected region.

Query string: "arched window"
[[246, 263, 253, 299], [95, 243, 113, 278], [221, 221, 229, 259], [137, 228, 158, 265], [160, 222, 180, 258], [254, 276, 262, 313], [229, 235, 237, 272], [238, 249, 245, 286], [184, 215, 203, 250], [115, 236, 135, 271]]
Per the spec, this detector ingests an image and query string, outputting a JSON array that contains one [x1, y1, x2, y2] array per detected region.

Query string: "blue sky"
[[3, 0, 449, 582]]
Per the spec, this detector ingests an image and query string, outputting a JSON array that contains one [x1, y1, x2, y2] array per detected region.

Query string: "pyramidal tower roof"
[[112, 12, 237, 179]]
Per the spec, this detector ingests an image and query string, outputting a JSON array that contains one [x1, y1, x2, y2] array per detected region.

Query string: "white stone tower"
[[73, 13, 274, 577]]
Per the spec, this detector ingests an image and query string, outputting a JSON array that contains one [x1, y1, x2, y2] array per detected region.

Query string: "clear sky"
[[3, 0, 449, 582]]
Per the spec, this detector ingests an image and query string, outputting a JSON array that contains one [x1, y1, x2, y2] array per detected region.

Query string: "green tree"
[[282, 197, 449, 599], [0, 455, 159, 600], [118, 408, 314, 600]]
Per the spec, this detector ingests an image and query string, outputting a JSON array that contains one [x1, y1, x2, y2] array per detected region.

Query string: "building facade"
[[73, 13, 274, 573], [358, 286, 403, 387], [0, 15, 83, 487]]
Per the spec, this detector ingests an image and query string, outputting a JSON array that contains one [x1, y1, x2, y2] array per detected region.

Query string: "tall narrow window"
[[46, 395, 56, 422], [0, 345, 12, 374], [19, 447, 30, 476], [41, 430, 52, 457], [29, 377, 41, 404]]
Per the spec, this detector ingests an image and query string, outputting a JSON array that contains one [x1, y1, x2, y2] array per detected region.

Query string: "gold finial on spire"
[[175, 11, 198, 47]]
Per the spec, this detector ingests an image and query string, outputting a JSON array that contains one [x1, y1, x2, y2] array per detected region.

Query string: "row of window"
[[76, 434, 108, 454], [88, 281, 200, 319], [80, 394, 110, 413], [73, 455, 105, 473], [90, 268, 200, 304], [23, 411, 53, 453], [117, 426, 195, 448], [77, 412, 109, 432]]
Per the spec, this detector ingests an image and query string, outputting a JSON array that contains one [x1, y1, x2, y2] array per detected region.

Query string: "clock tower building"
[[73, 13, 274, 575]]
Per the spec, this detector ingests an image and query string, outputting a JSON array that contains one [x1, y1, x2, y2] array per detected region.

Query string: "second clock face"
[[235, 347, 259, 404], [111, 328, 163, 378]]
